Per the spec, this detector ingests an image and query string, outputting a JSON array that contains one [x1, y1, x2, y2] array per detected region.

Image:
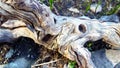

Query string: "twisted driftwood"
[[0, 0, 120, 68]]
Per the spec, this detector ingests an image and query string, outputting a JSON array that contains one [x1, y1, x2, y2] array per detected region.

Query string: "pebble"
[[4, 58, 32, 68], [68, 7, 80, 13], [5, 49, 14, 59], [90, 4, 102, 13], [99, 14, 119, 23]]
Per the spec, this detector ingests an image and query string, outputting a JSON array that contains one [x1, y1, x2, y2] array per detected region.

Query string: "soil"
[[0, 37, 70, 68]]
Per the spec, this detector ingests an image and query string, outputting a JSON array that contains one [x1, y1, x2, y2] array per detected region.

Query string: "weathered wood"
[[0, 20, 39, 43], [0, 0, 120, 68]]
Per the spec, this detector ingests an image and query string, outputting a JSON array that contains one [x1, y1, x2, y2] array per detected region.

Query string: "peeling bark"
[[0, 0, 120, 68]]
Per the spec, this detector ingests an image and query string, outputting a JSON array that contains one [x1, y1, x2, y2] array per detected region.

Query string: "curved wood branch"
[[0, 0, 120, 68], [0, 20, 39, 43]]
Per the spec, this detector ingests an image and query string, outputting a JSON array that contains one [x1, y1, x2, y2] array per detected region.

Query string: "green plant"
[[87, 42, 93, 51], [95, 0, 102, 13], [106, 4, 120, 15], [85, 2, 92, 13], [68, 61, 76, 68], [49, 0, 54, 10], [88, 42, 92, 48]]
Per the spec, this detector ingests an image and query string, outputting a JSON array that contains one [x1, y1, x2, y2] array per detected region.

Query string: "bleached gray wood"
[[0, 0, 120, 68]]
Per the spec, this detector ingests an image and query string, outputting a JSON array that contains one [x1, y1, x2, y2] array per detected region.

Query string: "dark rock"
[[91, 49, 114, 68]]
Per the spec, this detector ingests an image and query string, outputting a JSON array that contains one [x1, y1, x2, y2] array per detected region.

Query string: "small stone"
[[5, 49, 14, 59], [68, 7, 80, 13], [99, 14, 119, 23], [90, 4, 102, 13], [4, 58, 30, 68]]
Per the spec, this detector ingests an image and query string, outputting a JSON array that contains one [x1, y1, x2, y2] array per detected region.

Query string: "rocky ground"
[[42, 0, 120, 18]]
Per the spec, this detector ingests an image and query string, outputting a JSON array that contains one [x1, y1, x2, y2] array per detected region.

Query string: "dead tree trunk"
[[0, 0, 120, 68]]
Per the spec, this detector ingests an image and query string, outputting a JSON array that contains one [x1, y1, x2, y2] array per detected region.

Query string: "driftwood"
[[0, 0, 120, 68]]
